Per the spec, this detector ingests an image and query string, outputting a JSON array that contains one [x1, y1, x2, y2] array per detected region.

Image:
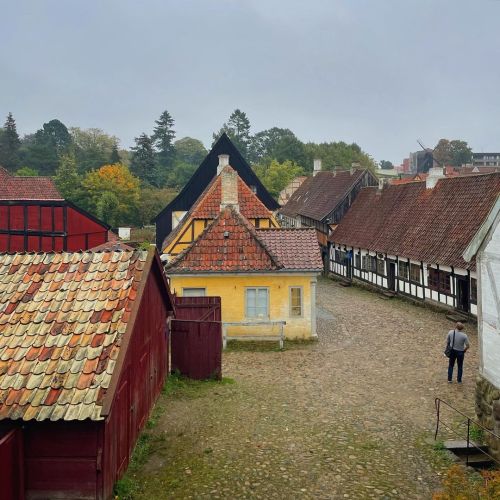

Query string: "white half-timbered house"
[[328, 169, 500, 316]]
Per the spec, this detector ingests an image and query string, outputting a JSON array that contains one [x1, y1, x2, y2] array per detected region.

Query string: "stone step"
[[338, 280, 351, 287], [446, 312, 468, 323], [461, 453, 494, 467], [443, 440, 488, 454]]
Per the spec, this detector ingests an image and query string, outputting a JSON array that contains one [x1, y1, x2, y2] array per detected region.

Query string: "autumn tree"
[[254, 159, 304, 199], [213, 109, 251, 156], [83, 164, 140, 226], [0, 112, 21, 170], [130, 133, 159, 186]]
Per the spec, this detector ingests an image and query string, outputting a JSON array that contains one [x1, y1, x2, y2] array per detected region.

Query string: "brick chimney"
[[217, 154, 230, 175], [220, 166, 239, 212], [313, 159, 322, 177]]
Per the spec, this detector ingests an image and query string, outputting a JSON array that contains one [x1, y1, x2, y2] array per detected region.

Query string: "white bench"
[[222, 321, 286, 349]]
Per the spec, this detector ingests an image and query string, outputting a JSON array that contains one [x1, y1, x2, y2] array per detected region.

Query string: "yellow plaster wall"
[[169, 274, 317, 339]]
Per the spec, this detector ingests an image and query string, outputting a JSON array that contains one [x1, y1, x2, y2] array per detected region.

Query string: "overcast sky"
[[2, 0, 500, 164]]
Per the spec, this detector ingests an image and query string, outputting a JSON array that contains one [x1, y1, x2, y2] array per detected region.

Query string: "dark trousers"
[[448, 349, 465, 382]]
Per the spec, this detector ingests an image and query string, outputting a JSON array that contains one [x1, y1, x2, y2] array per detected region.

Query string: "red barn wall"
[[0, 202, 107, 252], [101, 265, 170, 499]]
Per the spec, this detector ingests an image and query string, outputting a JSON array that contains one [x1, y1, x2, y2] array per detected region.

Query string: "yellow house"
[[162, 155, 278, 261], [164, 167, 323, 341]]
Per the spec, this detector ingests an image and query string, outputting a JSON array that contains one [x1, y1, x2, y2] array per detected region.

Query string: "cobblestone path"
[[133, 278, 478, 499]]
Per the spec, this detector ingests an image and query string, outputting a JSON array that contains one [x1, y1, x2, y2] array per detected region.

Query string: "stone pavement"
[[133, 277, 478, 499]]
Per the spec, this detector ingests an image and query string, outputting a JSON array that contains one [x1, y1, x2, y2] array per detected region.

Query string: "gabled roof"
[[279, 169, 375, 221], [330, 173, 500, 271], [0, 248, 173, 422], [154, 133, 279, 223], [162, 166, 274, 251], [166, 207, 322, 274], [0, 167, 63, 201]]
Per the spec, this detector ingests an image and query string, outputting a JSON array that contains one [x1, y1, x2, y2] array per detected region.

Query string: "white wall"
[[479, 218, 500, 386]]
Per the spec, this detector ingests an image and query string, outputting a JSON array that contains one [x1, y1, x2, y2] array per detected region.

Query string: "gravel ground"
[[130, 277, 478, 499]]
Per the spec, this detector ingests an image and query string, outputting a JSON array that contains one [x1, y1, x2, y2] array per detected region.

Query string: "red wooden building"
[[0, 167, 109, 252], [0, 248, 174, 499]]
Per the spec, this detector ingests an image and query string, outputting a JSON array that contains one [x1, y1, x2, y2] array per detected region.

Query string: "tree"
[[253, 159, 305, 199], [96, 191, 120, 228], [16, 166, 38, 176], [135, 186, 177, 227], [83, 164, 140, 226], [152, 110, 176, 176], [0, 112, 21, 170], [130, 133, 159, 186], [304, 141, 376, 172], [110, 143, 121, 164], [39, 119, 72, 156], [248, 128, 307, 166], [174, 137, 207, 166], [433, 139, 472, 166], [213, 109, 251, 156], [54, 153, 84, 203], [166, 161, 197, 189], [70, 127, 119, 173], [379, 160, 394, 170]]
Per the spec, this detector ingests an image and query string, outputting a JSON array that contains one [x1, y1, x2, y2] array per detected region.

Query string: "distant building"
[[279, 161, 378, 260], [410, 149, 434, 173], [278, 176, 307, 206], [472, 152, 500, 168]]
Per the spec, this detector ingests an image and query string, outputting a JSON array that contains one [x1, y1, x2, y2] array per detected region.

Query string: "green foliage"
[[16, 166, 38, 176], [174, 137, 207, 166], [379, 160, 394, 170], [304, 141, 376, 172], [166, 160, 197, 189], [54, 153, 84, 202], [131, 133, 160, 187], [96, 191, 120, 227], [70, 127, 119, 173], [254, 159, 304, 199], [152, 110, 176, 177], [433, 138, 472, 166], [0, 112, 21, 170], [110, 143, 121, 164], [136, 186, 177, 227], [213, 109, 251, 156]]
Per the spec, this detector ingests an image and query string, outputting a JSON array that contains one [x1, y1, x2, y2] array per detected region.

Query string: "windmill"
[[416, 139, 441, 172]]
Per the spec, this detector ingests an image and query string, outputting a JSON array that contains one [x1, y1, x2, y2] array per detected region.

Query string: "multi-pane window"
[[355, 254, 361, 269], [362, 256, 367, 270], [340, 251, 347, 263], [398, 261, 409, 279], [427, 268, 451, 293], [471, 278, 477, 304], [290, 287, 303, 317], [335, 250, 341, 262], [410, 263, 421, 283], [182, 288, 206, 297], [370, 256, 377, 272], [245, 287, 269, 319], [376, 258, 385, 275]]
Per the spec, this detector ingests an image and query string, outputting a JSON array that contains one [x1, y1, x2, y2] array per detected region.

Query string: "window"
[[410, 263, 421, 283], [245, 287, 269, 319], [398, 261, 409, 279], [362, 256, 367, 270], [355, 254, 361, 269], [335, 249, 341, 262], [376, 258, 385, 275], [182, 288, 206, 297], [370, 256, 377, 272], [427, 268, 451, 293], [289, 287, 303, 317], [340, 251, 347, 263], [471, 278, 477, 304]]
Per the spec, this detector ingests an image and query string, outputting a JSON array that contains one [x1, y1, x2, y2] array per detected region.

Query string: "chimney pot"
[[217, 154, 230, 175], [426, 166, 445, 189], [313, 159, 322, 177]]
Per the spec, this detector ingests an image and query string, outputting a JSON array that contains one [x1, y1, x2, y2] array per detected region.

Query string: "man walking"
[[446, 322, 470, 384]]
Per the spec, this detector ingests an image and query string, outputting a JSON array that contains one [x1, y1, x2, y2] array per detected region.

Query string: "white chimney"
[[426, 166, 445, 189], [351, 162, 360, 175], [313, 159, 322, 177], [220, 167, 239, 212], [217, 154, 230, 175]]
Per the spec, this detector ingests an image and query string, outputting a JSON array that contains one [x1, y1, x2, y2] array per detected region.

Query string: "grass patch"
[[114, 373, 236, 498], [224, 338, 315, 352], [469, 423, 485, 444]]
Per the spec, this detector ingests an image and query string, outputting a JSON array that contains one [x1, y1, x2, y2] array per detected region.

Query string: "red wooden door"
[[0, 427, 24, 500]]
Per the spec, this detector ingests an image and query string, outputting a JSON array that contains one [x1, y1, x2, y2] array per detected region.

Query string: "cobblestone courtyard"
[[129, 278, 478, 499]]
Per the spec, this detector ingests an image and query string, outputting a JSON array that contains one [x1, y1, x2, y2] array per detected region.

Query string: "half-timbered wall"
[[329, 242, 477, 315]]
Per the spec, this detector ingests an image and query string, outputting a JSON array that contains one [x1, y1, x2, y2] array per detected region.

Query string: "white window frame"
[[245, 287, 269, 319], [289, 286, 303, 317], [182, 287, 206, 297]]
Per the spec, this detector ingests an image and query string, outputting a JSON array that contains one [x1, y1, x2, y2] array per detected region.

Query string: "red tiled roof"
[[0, 250, 151, 421], [192, 167, 272, 219], [90, 240, 134, 252], [256, 228, 323, 271], [0, 167, 63, 200], [329, 173, 500, 270], [166, 208, 323, 274], [279, 169, 375, 221]]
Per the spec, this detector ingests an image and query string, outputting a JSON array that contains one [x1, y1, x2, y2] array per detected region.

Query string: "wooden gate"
[[0, 427, 24, 500], [171, 296, 222, 380]]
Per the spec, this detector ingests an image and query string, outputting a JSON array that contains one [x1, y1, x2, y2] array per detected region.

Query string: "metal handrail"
[[435, 398, 500, 467]]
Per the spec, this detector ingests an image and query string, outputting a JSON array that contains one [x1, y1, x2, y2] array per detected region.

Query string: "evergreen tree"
[[110, 143, 121, 164], [213, 109, 251, 156], [130, 133, 159, 186], [54, 152, 84, 203], [0, 112, 21, 170], [152, 110, 176, 175]]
